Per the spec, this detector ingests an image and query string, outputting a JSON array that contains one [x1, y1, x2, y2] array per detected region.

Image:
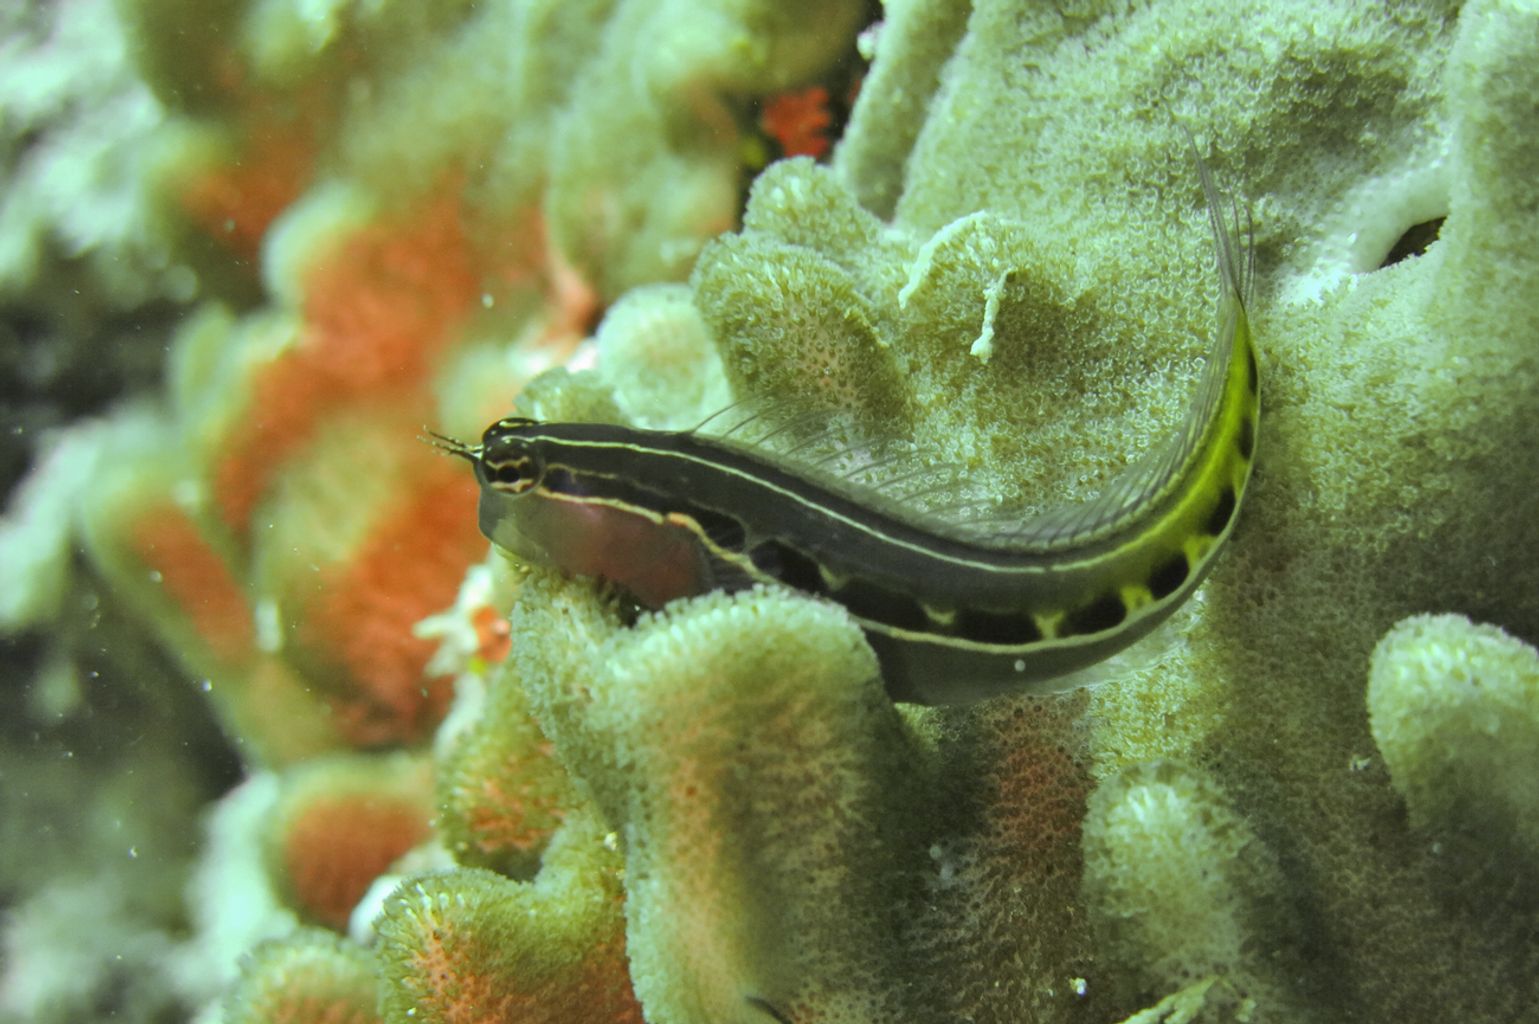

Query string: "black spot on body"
[[1245, 345, 1259, 396], [753, 540, 825, 594], [956, 607, 1043, 646], [838, 578, 933, 632], [1148, 553, 1190, 600], [1062, 592, 1126, 637], [1205, 485, 1237, 536], [1237, 415, 1255, 460], [540, 466, 578, 493], [690, 506, 747, 551]]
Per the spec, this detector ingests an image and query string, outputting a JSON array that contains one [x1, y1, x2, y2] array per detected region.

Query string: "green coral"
[[0, 0, 188, 493], [1082, 761, 1302, 1016], [546, 0, 867, 299], [490, 0, 1539, 1020], [1368, 614, 1539, 866], [593, 283, 733, 428], [436, 643, 578, 877], [4, 0, 867, 1018], [375, 810, 643, 1024], [511, 572, 919, 1022], [224, 928, 383, 1024], [0, 0, 172, 301]]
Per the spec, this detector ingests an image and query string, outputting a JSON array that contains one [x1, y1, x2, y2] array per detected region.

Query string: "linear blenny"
[[444, 156, 1257, 704]]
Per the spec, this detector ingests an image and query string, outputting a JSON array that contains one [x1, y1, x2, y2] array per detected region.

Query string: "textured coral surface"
[[2, 0, 1537, 1023]]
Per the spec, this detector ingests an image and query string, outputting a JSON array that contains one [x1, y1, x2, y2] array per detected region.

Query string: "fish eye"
[[482, 455, 537, 492]]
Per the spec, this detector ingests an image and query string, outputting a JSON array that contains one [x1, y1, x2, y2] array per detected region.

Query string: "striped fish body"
[[466, 156, 1258, 705]]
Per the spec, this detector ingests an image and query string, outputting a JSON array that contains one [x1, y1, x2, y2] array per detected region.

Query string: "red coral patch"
[[128, 503, 255, 665], [180, 120, 317, 261], [280, 789, 434, 932], [760, 86, 834, 160], [297, 461, 485, 747], [213, 186, 482, 533]]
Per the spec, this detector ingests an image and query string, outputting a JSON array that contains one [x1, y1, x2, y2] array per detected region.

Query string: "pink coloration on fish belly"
[[538, 498, 713, 607]]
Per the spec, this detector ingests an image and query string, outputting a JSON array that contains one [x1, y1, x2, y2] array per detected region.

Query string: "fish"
[[439, 146, 1258, 704]]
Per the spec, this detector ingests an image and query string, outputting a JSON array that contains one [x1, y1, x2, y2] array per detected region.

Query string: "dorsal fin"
[[958, 137, 1250, 552]]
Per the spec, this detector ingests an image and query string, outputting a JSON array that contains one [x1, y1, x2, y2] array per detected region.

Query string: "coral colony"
[[1, 1, 1536, 1023]]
